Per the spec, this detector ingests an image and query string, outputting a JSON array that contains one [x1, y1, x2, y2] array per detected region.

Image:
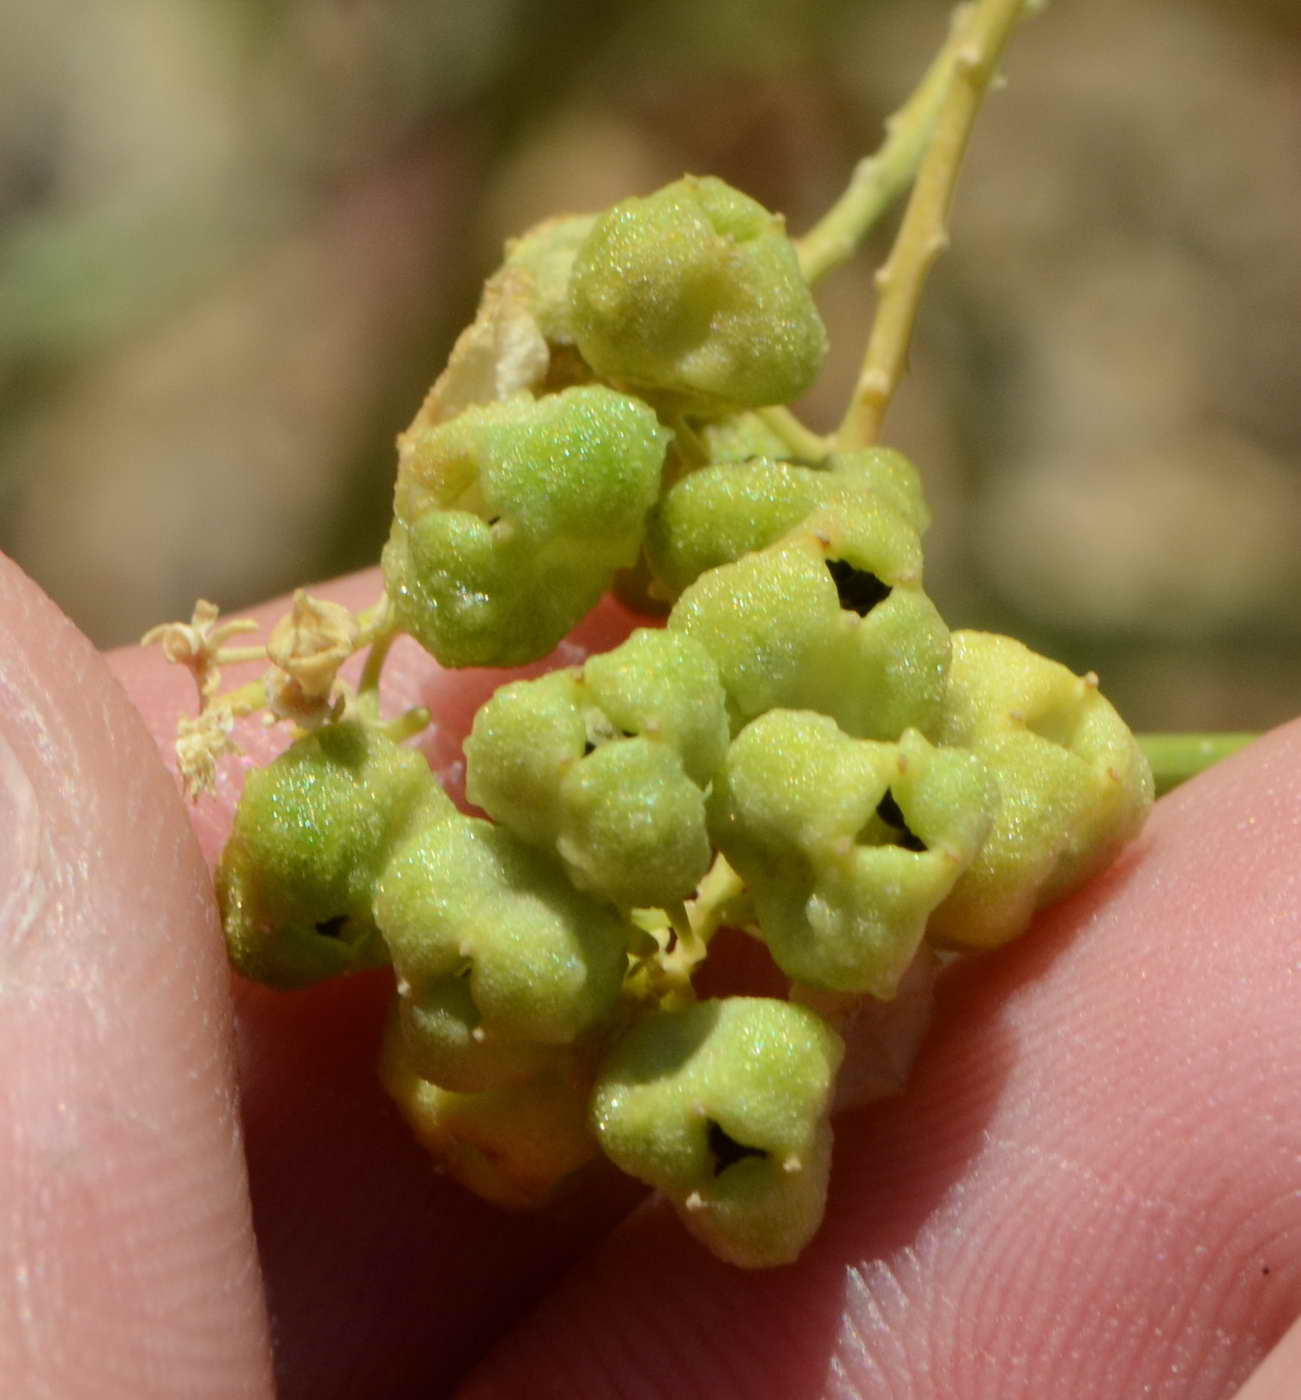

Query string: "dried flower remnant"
[[406, 263, 551, 433], [174, 706, 238, 800], [142, 599, 259, 707], [263, 590, 360, 728]]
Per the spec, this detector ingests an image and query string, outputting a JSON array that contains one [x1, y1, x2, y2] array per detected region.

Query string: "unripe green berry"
[[383, 385, 669, 667], [217, 719, 450, 989], [579, 626, 729, 787], [557, 738, 711, 909], [465, 628, 728, 906], [668, 505, 949, 739], [569, 175, 828, 410], [710, 711, 996, 996], [379, 1011, 598, 1209], [591, 997, 843, 1267], [646, 451, 928, 600], [822, 447, 931, 535], [374, 815, 631, 1089], [926, 631, 1155, 949]]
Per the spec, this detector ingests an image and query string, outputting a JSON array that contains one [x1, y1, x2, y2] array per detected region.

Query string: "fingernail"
[[0, 728, 47, 957]]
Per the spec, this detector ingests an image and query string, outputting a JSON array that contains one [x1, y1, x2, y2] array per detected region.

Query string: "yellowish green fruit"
[[465, 629, 728, 907], [383, 385, 669, 666], [379, 1011, 599, 1209], [710, 712, 995, 996], [217, 720, 450, 989], [591, 997, 843, 1267], [927, 631, 1154, 949], [569, 175, 828, 410], [646, 451, 928, 600], [375, 815, 632, 1088], [503, 212, 598, 346], [668, 505, 949, 739]]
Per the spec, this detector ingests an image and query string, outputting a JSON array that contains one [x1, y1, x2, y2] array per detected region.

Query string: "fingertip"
[[0, 555, 273, 1397], [1231, 1314, 1301, 1400]]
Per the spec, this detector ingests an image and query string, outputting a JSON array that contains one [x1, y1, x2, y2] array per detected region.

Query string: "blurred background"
[[1, 0, 1297, 732]]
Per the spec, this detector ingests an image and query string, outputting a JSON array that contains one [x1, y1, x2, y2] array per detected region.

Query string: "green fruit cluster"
[[217, 174, 1154, 1266]]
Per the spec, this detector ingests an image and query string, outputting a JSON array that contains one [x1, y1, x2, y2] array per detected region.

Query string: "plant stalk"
[[836, 0, 1031, 449]]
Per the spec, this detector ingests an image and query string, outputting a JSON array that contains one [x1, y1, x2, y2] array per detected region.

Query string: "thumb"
[[0, 554, 273, 1396]]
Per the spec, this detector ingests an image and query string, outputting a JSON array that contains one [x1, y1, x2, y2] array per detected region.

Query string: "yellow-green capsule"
[[462, 669, 587, 848], [374, 815, 631, 1089], [823, 447, 931, 536], [383, 385, 669, 667], [557, 738, 712, 909], [697, 411, 795, 464], [710, 712, 995, 997], [591, 997, 843, 1267], [646, 452, 929, 601], [926, 631, 1154, 949], [579, 627, 729, 787], [465, 629, 728, 908], [569, 175, 828, 411], [668, 505, 950, 740], [379, 1010, 599, 1209], [503, 212, 598, 346], [217, 720, 451, 989]]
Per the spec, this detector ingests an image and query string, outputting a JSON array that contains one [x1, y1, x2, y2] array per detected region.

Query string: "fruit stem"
[[796, 2, 975, 284], [358, 613, 398, 700], [835, 0, 1031, 450], [380, 706, 431, 744], [1139, 732, 1257, 797], [754, 406, 832, 462]]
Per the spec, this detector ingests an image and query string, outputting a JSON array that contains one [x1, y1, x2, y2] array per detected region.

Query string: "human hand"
[[2, 554, 1297, 1398]]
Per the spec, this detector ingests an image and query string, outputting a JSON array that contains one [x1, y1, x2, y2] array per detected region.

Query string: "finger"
[[461, 719, 1301, 1399], [1232, 1314, 1301, 1400], [0, 555, 273, 1397], [108, 569, 648, 1397]]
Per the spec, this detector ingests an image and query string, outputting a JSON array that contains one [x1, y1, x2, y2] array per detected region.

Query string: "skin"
[[1, 551, 1297, 1399]]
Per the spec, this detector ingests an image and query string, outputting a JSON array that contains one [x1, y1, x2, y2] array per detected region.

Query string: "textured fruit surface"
[[375, 816, 632, 1088], [379, 1011, 599, 1209], [503, 212, 598, 346], [927, 630, 1154, 948], [569, 175, 828, 410], [591, 997, 843, 1266], [668, 508, 949, 739], [711, 712, 995, 995], [383, 385, 669, 666], [465, 629, 728, 906], [217, 721, 450, 988]]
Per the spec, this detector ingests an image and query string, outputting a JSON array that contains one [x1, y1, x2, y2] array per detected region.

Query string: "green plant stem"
[[1139, 732, 1257, 797], [754, 406, 832, 461], [795, 3, 975, 285], [642, 856, 748, 1007], [357, 625, 398, 701], [380, 707, 432, 744], [666, 415, 710, 490], [836, 0, 1030, 449], [214, 644, 271, 666], [218, 677, 270, 719]]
